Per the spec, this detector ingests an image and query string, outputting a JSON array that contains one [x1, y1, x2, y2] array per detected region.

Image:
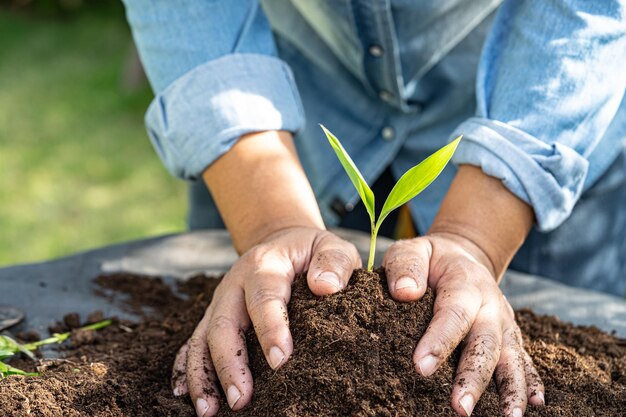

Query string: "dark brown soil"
[[0, 270, 624, 416]]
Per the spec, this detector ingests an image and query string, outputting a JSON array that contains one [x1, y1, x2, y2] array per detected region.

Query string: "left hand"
[[383, 232, 545, 417], [170, 227, 361, 416]]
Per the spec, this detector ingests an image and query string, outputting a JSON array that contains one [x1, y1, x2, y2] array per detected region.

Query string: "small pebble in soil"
[[63, 312, 81, 330], [87, 310, 105, 324]]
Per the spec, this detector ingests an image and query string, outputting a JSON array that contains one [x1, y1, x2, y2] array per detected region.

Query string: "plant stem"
[[367, 223, 380, 271], [23, 319, 112, 351], [1, 319, 113, 379]]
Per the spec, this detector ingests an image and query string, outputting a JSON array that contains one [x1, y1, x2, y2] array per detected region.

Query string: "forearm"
[[429, 165, 534, 280], [202, 130, 325, 254]]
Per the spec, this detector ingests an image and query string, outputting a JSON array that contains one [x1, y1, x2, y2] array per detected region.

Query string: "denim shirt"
[[122, 0, 626, 234]]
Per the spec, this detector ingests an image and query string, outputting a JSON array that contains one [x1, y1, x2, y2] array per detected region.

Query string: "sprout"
[[0, 319, 112, 378], [321, 125, 461, 271]]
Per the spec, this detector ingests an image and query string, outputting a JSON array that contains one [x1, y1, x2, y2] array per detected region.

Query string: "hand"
[[383, 232, 545, 417], [170, 226, 361, 416]]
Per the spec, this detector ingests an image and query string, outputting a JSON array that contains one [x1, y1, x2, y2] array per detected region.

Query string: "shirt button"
[[368, 44, 384, 57], [379, 90, 393, 102], [381, 126, 395, 141]]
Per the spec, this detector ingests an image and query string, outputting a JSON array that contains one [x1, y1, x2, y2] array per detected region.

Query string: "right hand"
[[170, 226, 361, 416]]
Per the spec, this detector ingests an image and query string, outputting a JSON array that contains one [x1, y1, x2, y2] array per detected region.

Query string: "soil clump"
[[0, 270, 624, 416]]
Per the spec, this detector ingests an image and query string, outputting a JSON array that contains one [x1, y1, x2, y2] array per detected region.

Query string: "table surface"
[[1, 229, 625, 338]]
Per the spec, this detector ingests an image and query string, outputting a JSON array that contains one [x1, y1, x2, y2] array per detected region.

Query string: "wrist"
[[245, 221, 325, 252], [429, 165, 534, 280], [427, 229, 498, 278]]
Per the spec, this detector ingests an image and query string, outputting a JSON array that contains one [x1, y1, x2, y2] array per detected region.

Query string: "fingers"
[[523, 348, 545, 406], [244, 256, 294, 371], [383, 238, 430, 302], [414, 278, 482, 377], [178, 227, 362, 416], [450, 304, 502, 417], [207, 285, 254, 412], [404, 234, 544, 416], [307, 233, 361, 296], [494, 326, 528, 417], [186, 310, 221, 417], [172, 341, 190, 397]]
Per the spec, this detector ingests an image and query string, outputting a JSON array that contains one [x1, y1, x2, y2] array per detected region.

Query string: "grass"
[[0, 6, 186, 267]]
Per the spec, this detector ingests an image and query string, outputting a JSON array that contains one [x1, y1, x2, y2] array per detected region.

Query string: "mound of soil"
[[0, 270, 625, 416]]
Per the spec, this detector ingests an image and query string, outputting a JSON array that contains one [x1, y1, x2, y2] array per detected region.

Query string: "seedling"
[[0, 319, 111, 378], [321, 125, 461, 271]]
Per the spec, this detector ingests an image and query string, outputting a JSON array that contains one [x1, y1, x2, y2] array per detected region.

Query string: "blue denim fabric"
[[122, 0, 626, 295], [511, 144, 626, 297]]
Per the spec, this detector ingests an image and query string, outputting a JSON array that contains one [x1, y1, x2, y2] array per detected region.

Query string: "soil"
[[0, 269, 625, 416]]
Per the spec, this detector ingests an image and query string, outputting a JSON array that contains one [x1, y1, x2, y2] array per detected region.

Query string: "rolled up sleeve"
[[123, 0, 305, 180], [452, 0, 626, 231]]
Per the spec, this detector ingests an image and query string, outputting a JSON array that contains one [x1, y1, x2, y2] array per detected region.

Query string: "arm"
[[122, 2, 361, 416], [383, 166, 542, 417], [176, 130, 360, 415], [429, 165, 533, 281], [381, 1, 626, 415]]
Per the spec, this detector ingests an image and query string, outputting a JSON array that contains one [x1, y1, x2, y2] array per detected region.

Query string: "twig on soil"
[[8, 387, 31, 415], [321, 330, 349, 350], [118, 324, 134, 333]]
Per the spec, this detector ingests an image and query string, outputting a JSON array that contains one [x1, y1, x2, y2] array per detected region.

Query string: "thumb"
[[306, 232, 362, 296], [383, 238, 431, 302]]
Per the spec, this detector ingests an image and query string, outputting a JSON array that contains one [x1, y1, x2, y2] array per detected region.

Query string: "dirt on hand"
[[0, 270, 624, 416]]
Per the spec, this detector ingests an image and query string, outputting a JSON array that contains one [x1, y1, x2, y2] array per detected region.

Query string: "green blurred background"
[[0, 1, 187, 266]]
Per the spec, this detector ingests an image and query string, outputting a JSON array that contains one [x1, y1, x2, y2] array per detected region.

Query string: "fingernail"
[[418, 355, 438, 377], [395, 276, 418, 291], [512, 407, 523, 417], [534, 391, 545, 405], [226, 385, 242, 409], [173, 386, 183, 397], [195, 398, 209, 417], [269, 346, 285, 369], [460, 393, 475, 416], [315, 272, 342, 291]]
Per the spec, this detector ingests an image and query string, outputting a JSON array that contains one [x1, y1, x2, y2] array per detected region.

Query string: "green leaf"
[[0, 361, 39, 378], [0, 347, 15, 357], [0, 349, 14, 360], [0, 335, 17, 353], [321, 125, 376, 223], [0, 335, 35, 360], [377, 136, 462, 227]]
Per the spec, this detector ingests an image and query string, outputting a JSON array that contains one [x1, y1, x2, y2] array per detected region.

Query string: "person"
[[121, 1, 626, 416]]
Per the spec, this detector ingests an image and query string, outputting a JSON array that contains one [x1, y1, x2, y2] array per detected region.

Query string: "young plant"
[[321, 125, 461, 271], [0, 319, 112, 378]]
